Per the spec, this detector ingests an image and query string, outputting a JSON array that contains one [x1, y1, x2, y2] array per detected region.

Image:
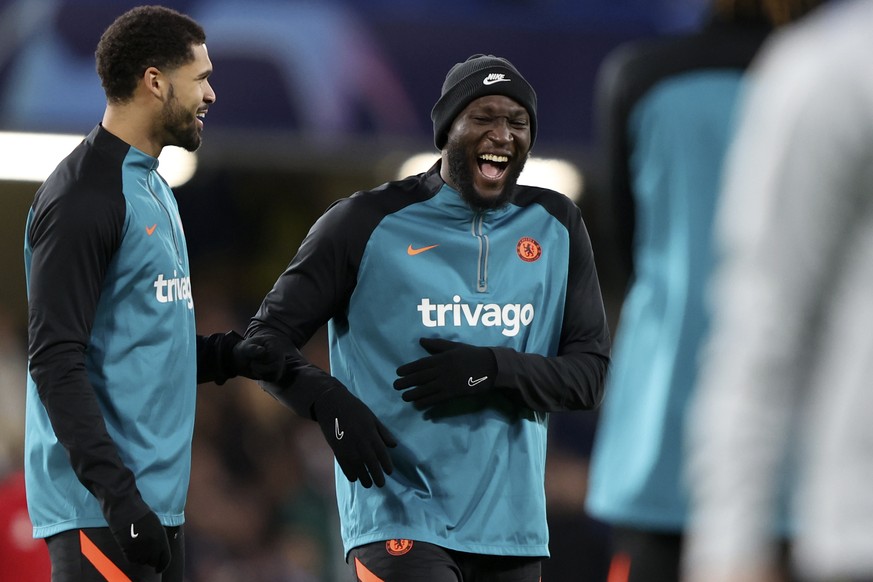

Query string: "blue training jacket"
[[24, 125, 232, 538], [249, 161, 610, 557]]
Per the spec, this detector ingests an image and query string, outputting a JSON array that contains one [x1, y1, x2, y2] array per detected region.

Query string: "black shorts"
[[45, 525, 184, 582], [348, 539, 542, 582]]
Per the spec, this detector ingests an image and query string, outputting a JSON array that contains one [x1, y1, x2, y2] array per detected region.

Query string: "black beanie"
[[431, 54, 537, 150]]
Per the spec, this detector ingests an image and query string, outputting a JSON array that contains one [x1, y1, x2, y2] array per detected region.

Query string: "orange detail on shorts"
[[385, 538, 414, 556], [354, 556, 386, 582], [79, 531, 133, 582], [607, 552, 631, 582]]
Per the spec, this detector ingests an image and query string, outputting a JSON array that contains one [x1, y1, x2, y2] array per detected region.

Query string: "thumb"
[[418, 337, 460, 355]]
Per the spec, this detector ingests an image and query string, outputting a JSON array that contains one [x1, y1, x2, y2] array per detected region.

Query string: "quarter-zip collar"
[[91, 124, 161, 172]]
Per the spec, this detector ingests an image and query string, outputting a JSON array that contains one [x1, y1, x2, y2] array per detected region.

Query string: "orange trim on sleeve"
[[79, 530, 133, 582], [354, 556, 386, 582]]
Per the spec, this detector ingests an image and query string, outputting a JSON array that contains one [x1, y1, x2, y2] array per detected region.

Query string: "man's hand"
[[394, 338, 497, 406], [232, 335, 289, 382], [313, 385, 397, 488], [109, 510, 171, 573]]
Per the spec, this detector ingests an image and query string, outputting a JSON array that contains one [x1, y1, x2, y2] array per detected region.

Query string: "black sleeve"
[[246, 197, 363, 419], [27, 175, 150, 527], [593, 43, 641, 290], [196, 331, 241, 385], [492, 199, 611, 411]]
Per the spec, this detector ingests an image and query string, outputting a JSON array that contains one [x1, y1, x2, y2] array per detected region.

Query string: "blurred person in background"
[[584, 0, 822, 580], [683, 0, 873, 581], [0, 307, 51, 580], [24, 5, 286, 581], [247, 53, 610, 581]]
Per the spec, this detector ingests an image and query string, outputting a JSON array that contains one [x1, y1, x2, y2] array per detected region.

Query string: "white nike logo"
[[130, 524, 139, 538], [483, 73, 510, 86], [335, 418, 344, 440], [468, 376, 488, 387]]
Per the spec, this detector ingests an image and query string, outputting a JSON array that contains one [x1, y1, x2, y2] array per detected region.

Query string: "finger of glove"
[[410, 390, 454, 407], [334, 449, 371, 488], [352, 457, 375, 488], [361, 447, 387, 488], [376, 420, 398, 449], [373, 446, 394, 486], [400, 383, 441, 403], [393, 366, 440, 389], [395, 353, 440, 378], [356, 420, 395, 487], [419, 337, 462, 354]]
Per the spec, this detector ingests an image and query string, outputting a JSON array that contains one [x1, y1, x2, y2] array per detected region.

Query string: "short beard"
[[161, 85, 201, 152], [446, 137, 526, 211]]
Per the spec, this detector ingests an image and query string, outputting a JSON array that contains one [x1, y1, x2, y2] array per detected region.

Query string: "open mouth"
[[478, 153, 509, 181], [195, 109, 207, 128]]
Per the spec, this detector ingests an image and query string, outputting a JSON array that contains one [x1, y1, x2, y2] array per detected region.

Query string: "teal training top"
[[249, 161, 610, 556], [24, 125, 197, 537]]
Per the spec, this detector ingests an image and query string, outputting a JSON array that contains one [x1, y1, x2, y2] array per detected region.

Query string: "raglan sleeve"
[[245, 198, 360, 419], [492, 202, 611, 411], [27, 182, 152, 527]]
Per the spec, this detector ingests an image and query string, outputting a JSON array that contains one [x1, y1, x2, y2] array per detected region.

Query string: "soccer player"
[[247, 54, 611, 581], [24, 6, 287, 581]]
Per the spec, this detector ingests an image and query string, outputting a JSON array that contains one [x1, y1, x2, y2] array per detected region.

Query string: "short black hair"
[[95, 5, 206, 103]]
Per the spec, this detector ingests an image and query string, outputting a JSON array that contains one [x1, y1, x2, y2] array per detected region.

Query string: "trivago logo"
[[153, 272, 193, 309], [417, 295, 534, 337]]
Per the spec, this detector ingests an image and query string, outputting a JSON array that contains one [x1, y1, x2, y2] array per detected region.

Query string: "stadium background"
[[0, 1, 708, 580]]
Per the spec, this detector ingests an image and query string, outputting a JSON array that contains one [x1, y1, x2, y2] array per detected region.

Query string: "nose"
[[488, 118, 512, 143], [204, 80, 216, 104]]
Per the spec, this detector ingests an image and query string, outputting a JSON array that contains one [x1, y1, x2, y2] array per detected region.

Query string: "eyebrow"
[[473, 105, 528, 117]]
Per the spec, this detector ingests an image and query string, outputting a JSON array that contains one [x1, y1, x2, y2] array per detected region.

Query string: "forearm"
[[31, 349, 148, 527], [259, 355, 341, 420], [492, 347, 609, 412]]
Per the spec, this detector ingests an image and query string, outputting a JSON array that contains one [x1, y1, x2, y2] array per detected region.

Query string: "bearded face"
[[440, 95, 531, 211], [161, 84, 202, 152], [445, 135, 527, 210], [155, 43, 213, 153]]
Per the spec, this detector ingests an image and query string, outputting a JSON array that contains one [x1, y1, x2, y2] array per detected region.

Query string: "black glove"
[[313, 385, 397, 488], [232, 335, 289, 382], [394, 338, 497, 407], [109, 510, 171, 573]]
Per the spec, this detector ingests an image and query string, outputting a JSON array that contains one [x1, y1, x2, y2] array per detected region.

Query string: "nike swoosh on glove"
[[393, 338, 497, 406], [109, 510, 171, 573], [232, 335, 290, 382], [313, 385, 397, 488]]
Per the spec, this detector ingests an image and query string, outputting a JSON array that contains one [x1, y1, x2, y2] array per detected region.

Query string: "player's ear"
[[142, 66, 168, 101]]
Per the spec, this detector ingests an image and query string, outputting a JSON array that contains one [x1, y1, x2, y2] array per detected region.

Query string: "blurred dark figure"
[[684, 1, 873, 580], [584, 1, 823, 580]]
